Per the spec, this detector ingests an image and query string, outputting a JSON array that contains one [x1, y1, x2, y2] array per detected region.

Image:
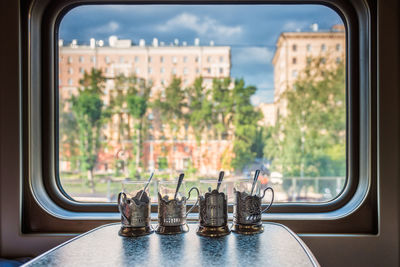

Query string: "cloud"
[[233, 47, 274, 65], [251, 89, 275, 105], [282, 20, 309, 32], [91, 21, 120, 34], [156, 13, 242, 42]]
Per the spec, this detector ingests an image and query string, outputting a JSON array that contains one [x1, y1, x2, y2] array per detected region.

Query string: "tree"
[[265, 57, 346, 196], [186, 77, 212, 143], [211, 78, 233, 140], [59, 100, 79, 172], [70, 68, 110, 192], [126, 76, 151, 175], [231, 79, 263, 171], [153, 77, 186, 171], [110, 74, 129, 144], [186, 77, 213, 168]]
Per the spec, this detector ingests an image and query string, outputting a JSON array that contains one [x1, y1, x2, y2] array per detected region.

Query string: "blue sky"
[[59, 5, 343, 104]]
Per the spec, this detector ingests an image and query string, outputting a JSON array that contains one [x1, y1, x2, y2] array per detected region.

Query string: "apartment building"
[[271, 24, 346, 120], [58, 36, 231, 174]]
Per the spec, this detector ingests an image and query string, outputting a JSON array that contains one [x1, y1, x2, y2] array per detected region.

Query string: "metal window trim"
[[21, 0, 377, 234]]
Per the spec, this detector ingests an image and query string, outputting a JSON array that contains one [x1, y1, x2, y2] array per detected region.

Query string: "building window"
[[196, 68, 200, 74], [135, 67, 140, 74], [321, 57, 326, 64], [148, 67, 152, 74], [67, 78, 73, 85], [219, 68, 223, 74], [79, 56, 84, 63], [219, 56, 224, 63], [160, 67, 165, 74], [195, 56, 199, 63], [119, 56, 124, 63], [172, 56, 177, 64], [336, 57, 341, 63], [321, 44, 326, 51], [292, 44, 297, 51], [67, 56, 72, 63], [172, 68, 177, 74], [79, 67, 84, 73], [183, 67, 188, 75], [336, 44, 342, 51], [183, 56, 188, 63], [207, 68, 211, 74], [160, 56, 164, 63], [207, 56, 211, 63], [292, 57, 297, 64], [105, 56, 110, 63], [307, 57, 312, 65], [306, 44, 311, 52], [134, 56, 139, 63], [68, 67, 73, 74], [292, 69, 298, 78], [90, 56, 96, 63], [148, 56, 152, 63]]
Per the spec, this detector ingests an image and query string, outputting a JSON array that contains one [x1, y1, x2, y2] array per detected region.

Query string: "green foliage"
[[265, 58, 346, 178], [59, 100, 79, 169], [231, 79, 263, 171], [211, 78, 234, 139], [157, 157, 168, 170], [127, 95, 147, 119], [186, 77, 213, 143], [120, 74, 152, 173], [70, 69, 110, 189], [155, 77, 186, 136]]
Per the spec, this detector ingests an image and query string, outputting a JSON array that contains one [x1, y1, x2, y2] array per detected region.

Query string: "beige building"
[[59, 36, 230, 99], [271, 24, 346, 120], [258, 103, 276, 127], [58, 36, 231, 174]]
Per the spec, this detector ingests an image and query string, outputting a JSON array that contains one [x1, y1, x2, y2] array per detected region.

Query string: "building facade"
[[59, 36, 231, 175], [271, 25, 346, 121]]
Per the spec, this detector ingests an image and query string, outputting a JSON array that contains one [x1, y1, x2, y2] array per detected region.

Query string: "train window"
[[57, 4, 346, 205]]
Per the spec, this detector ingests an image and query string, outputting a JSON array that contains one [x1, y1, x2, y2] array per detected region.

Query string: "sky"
[[59, 5, 343, 104]]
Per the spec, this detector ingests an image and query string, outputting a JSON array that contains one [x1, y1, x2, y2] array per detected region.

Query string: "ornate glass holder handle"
[[232, 186, 274, 235], [156, 186, 199, 235], [118, 191, 154, 237], [196, 190, 231, 237]]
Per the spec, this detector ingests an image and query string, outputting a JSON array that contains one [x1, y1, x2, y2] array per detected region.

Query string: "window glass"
[[58, 5, 346, 203]]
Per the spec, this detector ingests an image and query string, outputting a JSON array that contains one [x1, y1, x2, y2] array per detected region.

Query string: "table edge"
[[22, 222, 319, 267]]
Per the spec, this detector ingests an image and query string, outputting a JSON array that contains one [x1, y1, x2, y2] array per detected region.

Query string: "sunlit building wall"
[[58, 36, 231, 174], [272, 24, 346, 121]]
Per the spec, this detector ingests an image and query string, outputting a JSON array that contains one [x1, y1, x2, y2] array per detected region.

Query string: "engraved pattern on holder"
[[158, 193, 187, 226], [118, 191, 151, 228], [199, 190, 228, 227], [233, 190, 262, 225]]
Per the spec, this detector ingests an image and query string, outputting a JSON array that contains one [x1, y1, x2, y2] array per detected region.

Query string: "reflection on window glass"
[[58, 5, 346, 203]]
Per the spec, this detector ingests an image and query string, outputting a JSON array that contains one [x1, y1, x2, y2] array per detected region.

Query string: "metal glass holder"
[[197, 190, 230, 237], [156, 187, 198, 235], [118, 191, 154, 237], [231, 187, 274, 235]]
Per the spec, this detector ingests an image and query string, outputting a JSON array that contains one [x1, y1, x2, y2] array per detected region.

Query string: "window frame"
[[22, 0, 377, 234]]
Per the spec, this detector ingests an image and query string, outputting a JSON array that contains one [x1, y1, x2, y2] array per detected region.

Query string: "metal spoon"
[[139, 171, 154, 200], [250, 169, 261, 196], [216, 171, 225, 192], [174, 173, 185, 200]]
